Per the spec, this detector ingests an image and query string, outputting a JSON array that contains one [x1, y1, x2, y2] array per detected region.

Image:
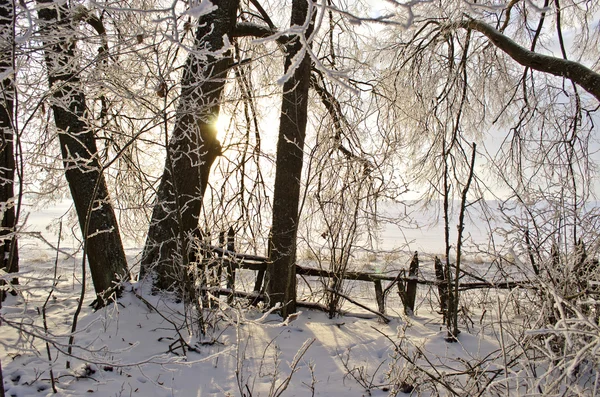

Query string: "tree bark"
[[140, 0, 239, 291], [0, 0, 17, 300], [0, 356, 4, 397], [266, 0, 314, 317], [460, 18, 600, 102], [37, 1, 128, 306]]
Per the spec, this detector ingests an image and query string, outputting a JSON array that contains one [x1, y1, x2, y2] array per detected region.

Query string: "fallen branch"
[[327, 288, 390, 323]]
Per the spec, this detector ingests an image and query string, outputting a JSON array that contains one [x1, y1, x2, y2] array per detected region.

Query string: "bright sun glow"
[[215, 114, 229, 143]]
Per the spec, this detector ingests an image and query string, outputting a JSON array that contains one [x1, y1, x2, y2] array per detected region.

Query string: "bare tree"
[[140, 0, 240, 291], [266, 0, 316, 317], [37, 0, 128, 306], [0, 0, 18, 301], [358, 0, 599, 335]]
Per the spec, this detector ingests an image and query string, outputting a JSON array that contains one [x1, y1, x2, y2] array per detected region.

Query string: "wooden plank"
[[295, 264, 399, 282], [202, 252, 531, 291], [202, 245, 268, 263]]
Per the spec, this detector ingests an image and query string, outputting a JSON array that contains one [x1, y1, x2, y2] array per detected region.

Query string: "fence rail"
[[195, 235, 531, 321]]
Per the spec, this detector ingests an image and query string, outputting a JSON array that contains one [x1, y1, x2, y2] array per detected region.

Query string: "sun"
[[215, 113, 229, 143]]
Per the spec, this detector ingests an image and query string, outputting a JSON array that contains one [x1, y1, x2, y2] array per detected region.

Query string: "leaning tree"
[[36, 0, 129, 306], [140, 0, 239, 291]]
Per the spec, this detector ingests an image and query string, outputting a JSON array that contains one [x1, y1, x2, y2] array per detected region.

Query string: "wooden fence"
[[194, 230, 529, 323]]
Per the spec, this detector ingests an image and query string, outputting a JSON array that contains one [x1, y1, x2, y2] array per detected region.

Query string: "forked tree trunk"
[[266, 0, 314, 317], [37, 1, 128, 306], [0, 0, 18, 301], [140, 0, 239, 291]]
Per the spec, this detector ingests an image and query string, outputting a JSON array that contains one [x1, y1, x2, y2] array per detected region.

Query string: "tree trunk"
[[0, 0, 18, 301], [37, 1, 128, 306], [266, 0, 314, 318], [140, 0, 239, 291], [0, 356, 4, 397]]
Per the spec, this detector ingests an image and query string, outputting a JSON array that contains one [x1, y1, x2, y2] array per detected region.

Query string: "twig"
[[42, 220, 62, 392], [272, 338, 315, 397]]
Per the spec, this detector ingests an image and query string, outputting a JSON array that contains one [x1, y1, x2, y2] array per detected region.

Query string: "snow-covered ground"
[[0, 249, 502, 397], [0, 204, 597, 396]]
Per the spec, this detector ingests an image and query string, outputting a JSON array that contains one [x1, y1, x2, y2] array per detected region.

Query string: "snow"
[[1, 272, 498, 397], [0, 244, 505, 396], [182, 0, 218, 18], [0, 206, 597, 396]]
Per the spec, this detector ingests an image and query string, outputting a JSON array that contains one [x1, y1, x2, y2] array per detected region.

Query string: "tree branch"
[[310, 69, 373, 170], [247, 0, 276, 30], [231, 21, 275, 38], [231, 22, 290, 45], [72, 6, 109, 59], [459, 18, 600, 102]]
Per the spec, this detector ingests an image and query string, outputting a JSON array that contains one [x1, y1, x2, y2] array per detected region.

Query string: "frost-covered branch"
[[458, 17, 600, 102]]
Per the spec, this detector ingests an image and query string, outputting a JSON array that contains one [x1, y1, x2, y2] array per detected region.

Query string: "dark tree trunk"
[[140, 0, 239, 291], [37, 1, 128, 306], [266, 0, 314, 317], [0, 0, 18, 301], [0, 357, 4, 397]]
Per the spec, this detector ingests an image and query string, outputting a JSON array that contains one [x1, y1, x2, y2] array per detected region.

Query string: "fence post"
[[226, 227, 236, 304], [217, 231, 225, 287], [191, 229, 207, 303], [434, 256, 447, 320], [253, 232, 270, 294], [374, 280, 385, 314], [404, 251, 419, 315]]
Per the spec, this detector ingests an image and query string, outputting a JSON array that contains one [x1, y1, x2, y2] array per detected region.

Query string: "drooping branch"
[[72, 6, 109, 60], [458, 18, 600, 102], [310, 70, 372, 171], [247, 0, 276, 30]]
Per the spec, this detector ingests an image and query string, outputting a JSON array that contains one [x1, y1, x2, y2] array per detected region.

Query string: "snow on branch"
[[182, 0, 218, 18], [458, 17, 600, 102]]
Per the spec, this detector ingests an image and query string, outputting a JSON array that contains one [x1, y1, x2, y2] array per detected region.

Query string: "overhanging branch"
[[459, 18, 600, 102]]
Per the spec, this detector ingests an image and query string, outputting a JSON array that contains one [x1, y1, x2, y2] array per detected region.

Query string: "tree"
[[369, 0, 600, 337], [37, 0, 129, 306], [140, 0, 239, 291], [266, 0, 315, 316], [0, 0, 18, 301]]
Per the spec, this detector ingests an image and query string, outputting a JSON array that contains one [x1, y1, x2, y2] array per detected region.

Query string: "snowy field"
[[0, 204, 597, 396]]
